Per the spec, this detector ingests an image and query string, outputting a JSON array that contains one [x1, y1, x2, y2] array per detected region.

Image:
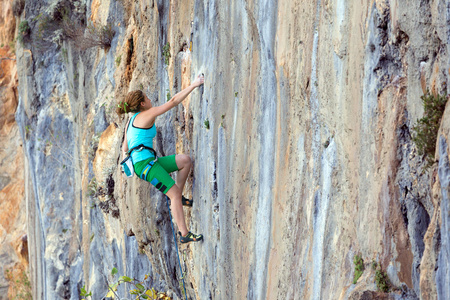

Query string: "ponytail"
[[116, 90, 145, 115]]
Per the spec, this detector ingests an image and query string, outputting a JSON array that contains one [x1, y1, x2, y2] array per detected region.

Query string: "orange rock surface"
[[0, 0, 28, 298]]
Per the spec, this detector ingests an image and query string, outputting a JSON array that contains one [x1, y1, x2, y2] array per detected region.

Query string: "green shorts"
[[133, 155, 179, 194]]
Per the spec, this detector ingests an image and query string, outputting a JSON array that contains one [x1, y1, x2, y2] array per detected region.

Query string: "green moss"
[[17, 20, 30, 45], [18, 20, 29, 33], [353, 254, 364, 284], [412, 90, 448, 167], [162, 42, 171, 66], [115, 55, 121, 66], [375, 269, 390, 292]]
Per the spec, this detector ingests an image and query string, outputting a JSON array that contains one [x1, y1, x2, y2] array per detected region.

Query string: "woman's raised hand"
[[193, 74, 205, 87]]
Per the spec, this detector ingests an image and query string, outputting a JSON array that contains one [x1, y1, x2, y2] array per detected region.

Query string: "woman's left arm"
[[146, 75, 204, 118]]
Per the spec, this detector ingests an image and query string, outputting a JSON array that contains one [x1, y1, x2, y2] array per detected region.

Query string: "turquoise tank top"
[[127, 112, 156, 163]]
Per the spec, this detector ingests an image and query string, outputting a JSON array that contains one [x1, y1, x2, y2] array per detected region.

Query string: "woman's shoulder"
[[134, 111, 156, 129]]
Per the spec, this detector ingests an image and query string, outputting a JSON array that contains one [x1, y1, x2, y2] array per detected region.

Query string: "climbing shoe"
[[182, 195, 193, 207], [179, 231, 203, 243]]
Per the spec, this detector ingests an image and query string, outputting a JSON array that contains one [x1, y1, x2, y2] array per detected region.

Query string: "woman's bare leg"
[[175, 154, 191, 193], [165, 184, 188, 236]]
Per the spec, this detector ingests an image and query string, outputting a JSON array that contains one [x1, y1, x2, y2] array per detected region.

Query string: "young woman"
[[116, 75, 204, 244]]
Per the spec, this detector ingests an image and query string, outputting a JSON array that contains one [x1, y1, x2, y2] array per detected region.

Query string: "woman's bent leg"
[[175, 154, 191, 192], [165, 184, 188, 236]]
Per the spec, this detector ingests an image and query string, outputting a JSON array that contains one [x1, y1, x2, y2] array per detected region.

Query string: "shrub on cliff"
[[412, 91, 448, 166], [17, 20, 30, 45], [375, 269, 390, 292], [33, 6, 114, 51], [62, 19, 115, 50]]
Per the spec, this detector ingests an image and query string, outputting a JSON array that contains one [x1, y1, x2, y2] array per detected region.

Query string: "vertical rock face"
[[6, 0, 450, 299], [0, 0, 28, 299]]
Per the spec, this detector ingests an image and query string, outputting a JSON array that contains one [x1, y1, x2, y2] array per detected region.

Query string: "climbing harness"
[[120, 144, 157, 178], [140, 158, 157, 180], [165, 196, 188, 300]]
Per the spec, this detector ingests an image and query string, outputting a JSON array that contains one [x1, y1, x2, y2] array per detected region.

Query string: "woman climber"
[[116, 74, 204, 244]]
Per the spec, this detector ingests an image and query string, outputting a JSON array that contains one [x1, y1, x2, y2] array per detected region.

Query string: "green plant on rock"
[[412, 90, 448, 167], [115, 55, 121, 66], [87, 177, 98, 197], [80, 285, 92, 299], [80, 268, 172, 299], [204, 118, 210, 129], [162, 42, 171, 66], [375, 268, 390, 292], [17, 20, 30, 45], [353, 254, 364, 284]]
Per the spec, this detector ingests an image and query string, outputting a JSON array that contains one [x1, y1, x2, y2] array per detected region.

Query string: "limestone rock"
[[0, 0, 28, 299], [4, 0, 450, 299]]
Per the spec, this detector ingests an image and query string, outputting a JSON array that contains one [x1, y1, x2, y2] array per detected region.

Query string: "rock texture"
[[0, 0, 29, 299], [5, 0, 450, 299]]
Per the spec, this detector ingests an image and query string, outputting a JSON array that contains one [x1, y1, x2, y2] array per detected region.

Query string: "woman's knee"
[[176, 154, 191, 169], [166, 184, 182, 200]]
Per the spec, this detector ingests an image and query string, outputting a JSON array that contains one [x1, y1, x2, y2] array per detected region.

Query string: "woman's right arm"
[[122, 118, 130, 158], [122, 135, 128, 158]]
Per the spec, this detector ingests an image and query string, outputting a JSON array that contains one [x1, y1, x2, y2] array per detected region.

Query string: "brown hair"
[[116, 90, 145, 115]]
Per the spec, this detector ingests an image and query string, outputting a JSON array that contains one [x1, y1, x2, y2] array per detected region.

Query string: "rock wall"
[[7, 0, 450, 299], [0, 0, 29, 299]]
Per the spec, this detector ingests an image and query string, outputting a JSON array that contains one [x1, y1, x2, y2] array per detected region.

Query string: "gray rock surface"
[[6, 0, 450, 299]]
